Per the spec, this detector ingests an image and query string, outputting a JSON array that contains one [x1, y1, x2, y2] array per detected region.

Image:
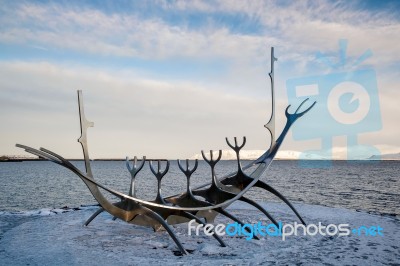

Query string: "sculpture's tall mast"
[[265, 47, 278, 147], [77, 90, 94, 178]]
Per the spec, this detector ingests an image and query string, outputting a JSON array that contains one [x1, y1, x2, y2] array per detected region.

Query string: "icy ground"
[[0, 202, 399, 265]]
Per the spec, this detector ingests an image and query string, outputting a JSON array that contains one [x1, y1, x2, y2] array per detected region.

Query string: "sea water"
[[0, 160, 398, 217]]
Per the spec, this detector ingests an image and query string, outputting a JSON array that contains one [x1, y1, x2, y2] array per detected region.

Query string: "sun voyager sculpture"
[[17, 48, 316, 255]]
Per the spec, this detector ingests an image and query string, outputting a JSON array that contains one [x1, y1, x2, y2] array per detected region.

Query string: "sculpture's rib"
[[178, 211, 227, 247], [137, 205, 189, 255], [149, 160, 169, 205], [252, 180, 306, 225], [84, 207, 104, 226], [126, 156, 146, 197], [239, 196, 278, 226], [216, 207, 260, 240]]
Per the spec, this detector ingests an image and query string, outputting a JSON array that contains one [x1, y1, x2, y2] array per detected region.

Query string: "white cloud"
[[0, 1, 397, 67]]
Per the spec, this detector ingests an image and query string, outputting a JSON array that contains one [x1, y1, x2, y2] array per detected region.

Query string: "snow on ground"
[[0, 202, 399, 265]]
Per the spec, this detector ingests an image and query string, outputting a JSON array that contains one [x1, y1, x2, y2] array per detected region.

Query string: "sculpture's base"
[[0, 202, 398, 265]]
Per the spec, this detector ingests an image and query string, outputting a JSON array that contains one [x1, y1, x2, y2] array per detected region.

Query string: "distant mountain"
[[190, 150, 307, 160], [368, 153, 400, 160], [190, 150, 400, 161], [190, 150, 263, 160]]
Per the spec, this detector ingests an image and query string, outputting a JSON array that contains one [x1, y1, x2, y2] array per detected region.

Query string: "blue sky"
[[0, 0, 399, 159]]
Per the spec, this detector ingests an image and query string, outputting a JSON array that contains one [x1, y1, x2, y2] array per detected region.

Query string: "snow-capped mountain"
[[189, 150, 307, 160]]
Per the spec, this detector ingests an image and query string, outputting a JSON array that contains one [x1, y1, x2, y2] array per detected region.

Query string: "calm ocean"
[[0, 160, 398, 217]]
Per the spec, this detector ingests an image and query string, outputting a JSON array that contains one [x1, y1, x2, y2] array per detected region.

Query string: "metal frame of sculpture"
[[16, 48, 316, 255]]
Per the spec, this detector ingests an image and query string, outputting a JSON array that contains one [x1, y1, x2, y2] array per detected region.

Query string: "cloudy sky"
[[1, 0, 399, 159]]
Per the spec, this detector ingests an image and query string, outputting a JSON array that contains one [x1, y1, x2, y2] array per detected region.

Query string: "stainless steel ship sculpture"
[[16, 48, 316, 255]]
